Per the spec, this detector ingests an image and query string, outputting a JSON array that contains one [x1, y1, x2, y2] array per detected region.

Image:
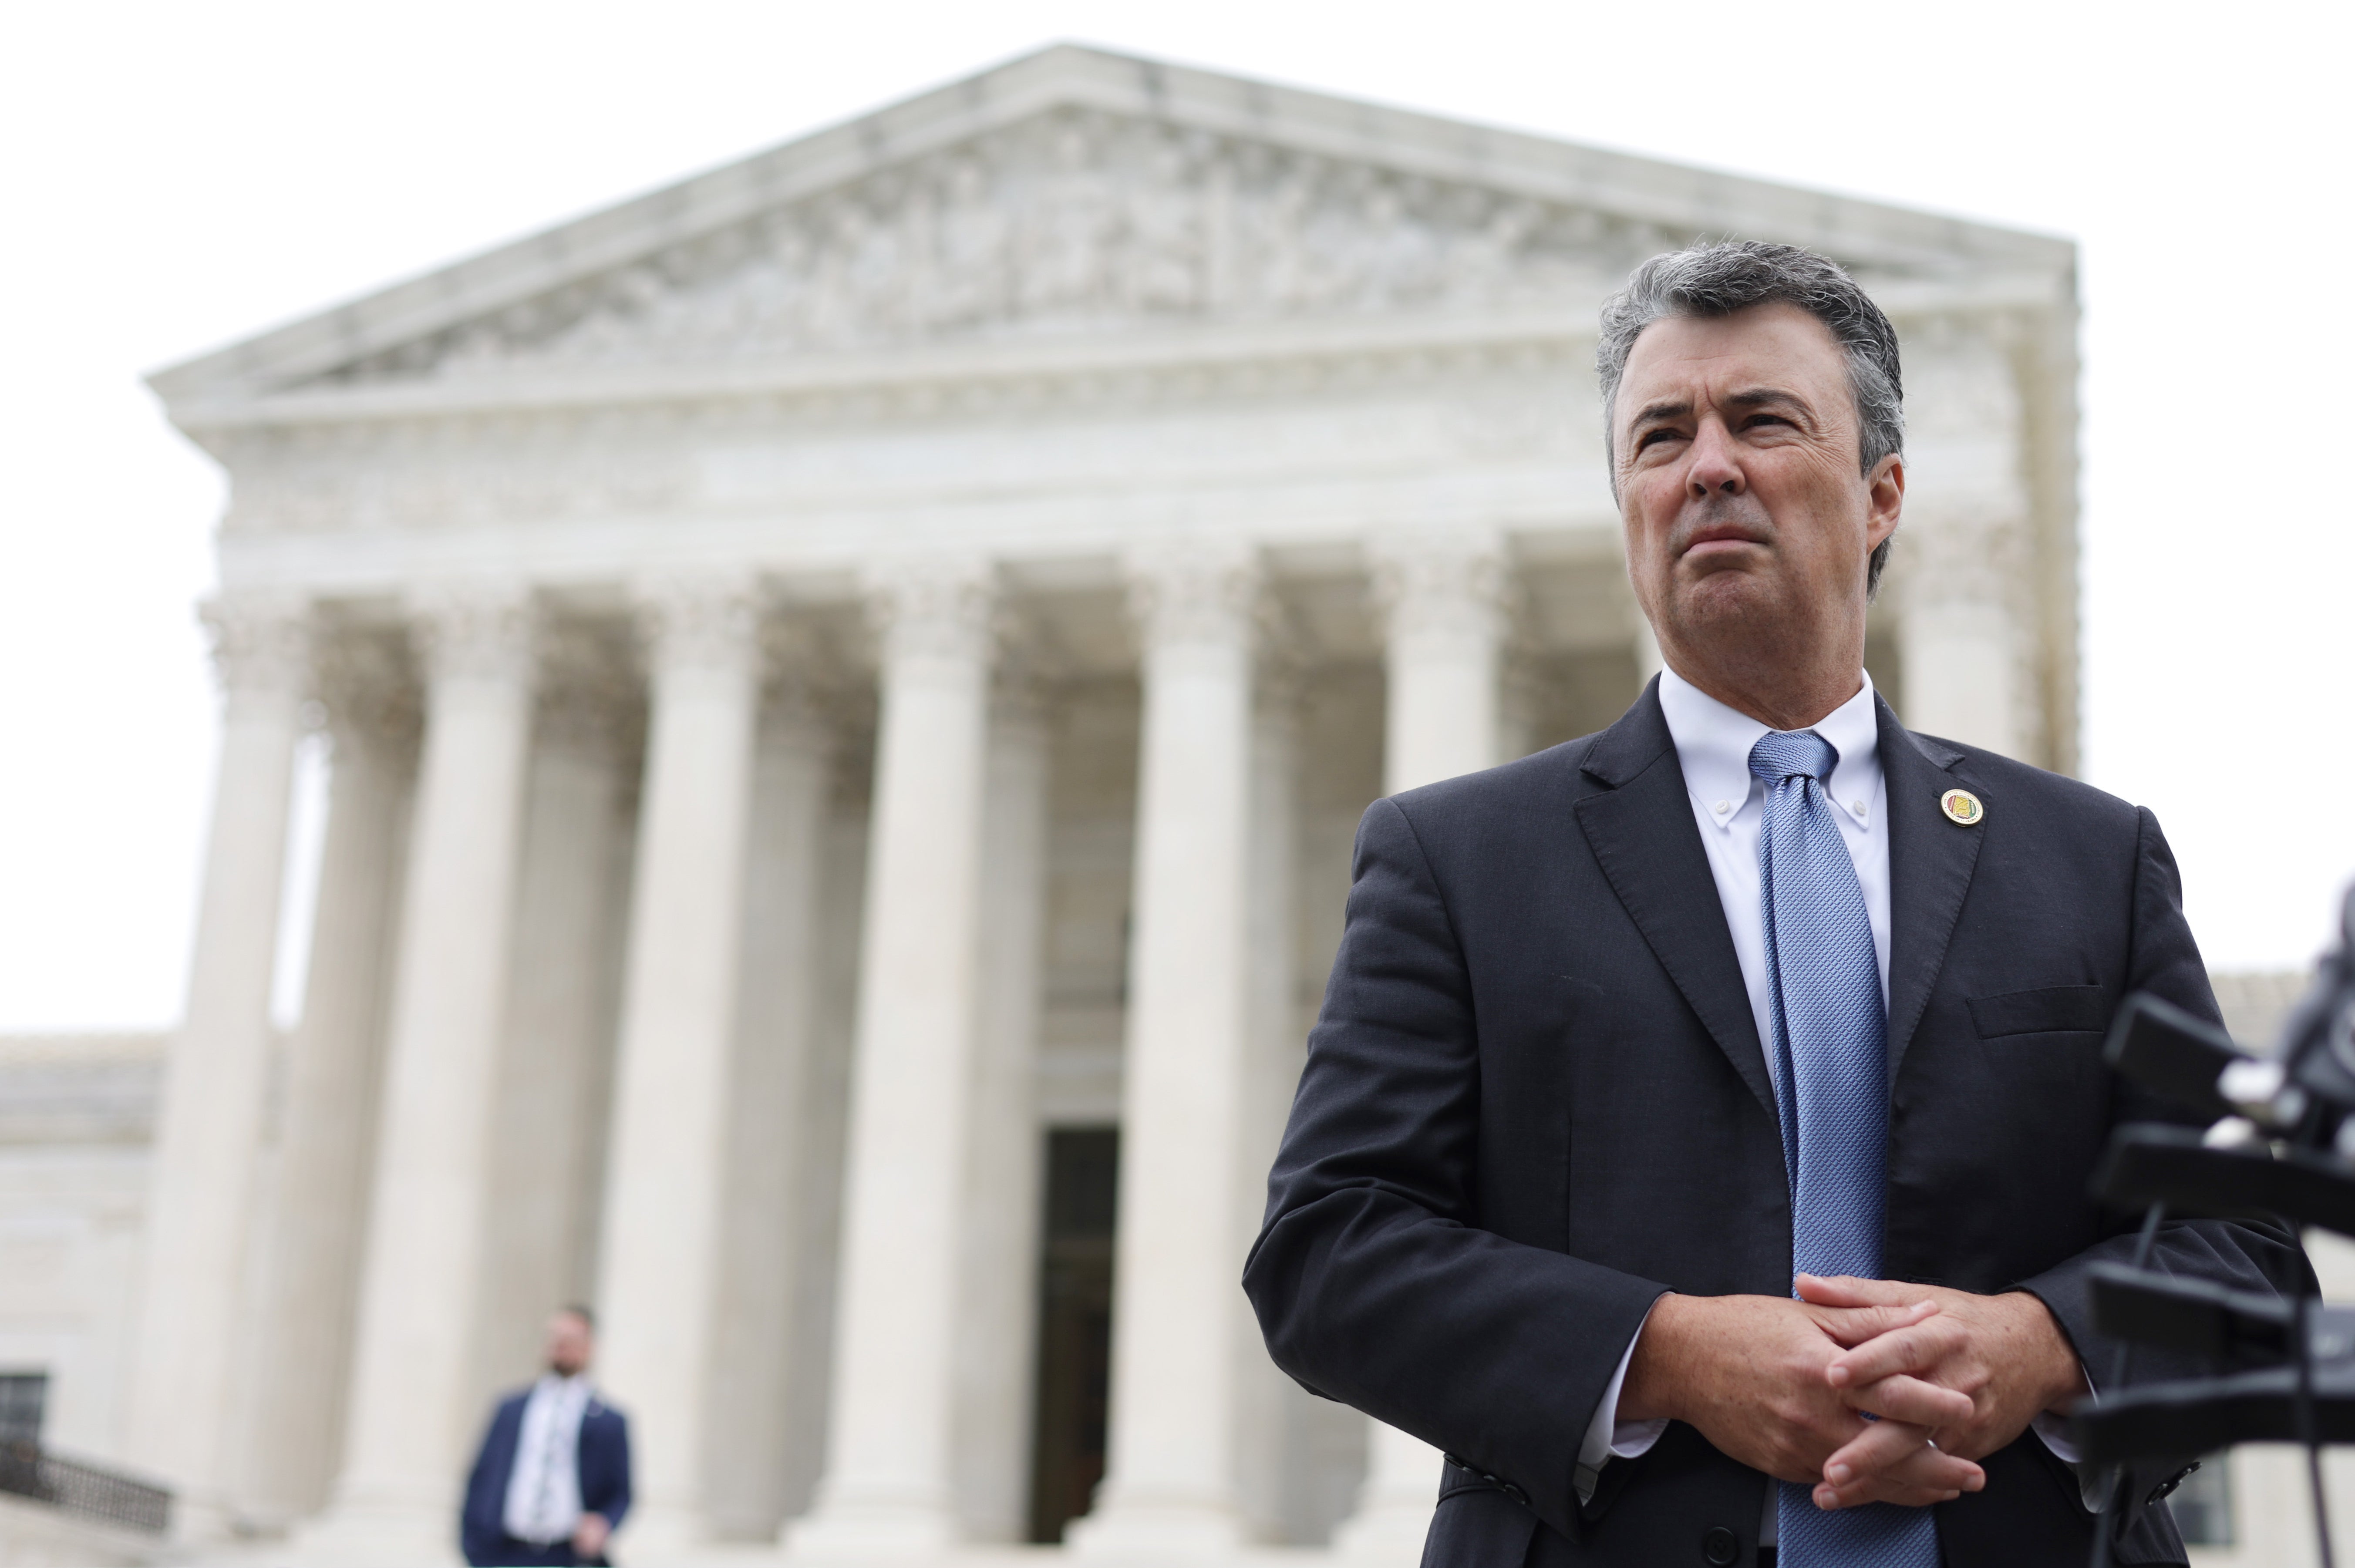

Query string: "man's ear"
[[1865, 454, 1904, 551]]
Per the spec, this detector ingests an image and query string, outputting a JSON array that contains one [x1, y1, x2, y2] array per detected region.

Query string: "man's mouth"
[[1679, 522, 1768, 558]]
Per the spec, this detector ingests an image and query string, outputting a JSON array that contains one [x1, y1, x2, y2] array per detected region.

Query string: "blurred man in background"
[[460, 1306, 632, 1566]]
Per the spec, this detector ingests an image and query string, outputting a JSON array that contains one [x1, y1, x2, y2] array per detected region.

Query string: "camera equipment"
[[2070, 887, 2355, 1566]]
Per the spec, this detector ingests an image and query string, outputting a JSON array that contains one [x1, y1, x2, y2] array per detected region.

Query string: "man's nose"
[[1686, 423, 1745, 500]]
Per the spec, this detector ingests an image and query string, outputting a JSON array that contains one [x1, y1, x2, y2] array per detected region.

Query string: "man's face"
[[546, 1312, 593, 1377], [1613, 302, 1901, 663]]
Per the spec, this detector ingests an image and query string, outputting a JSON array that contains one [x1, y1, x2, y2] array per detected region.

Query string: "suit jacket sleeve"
[[459, 1400, 515, 1565], [583, 1410, 633, 1528], [1243, 796, 1668, 1538], [2018, 806, 2311, 1382]]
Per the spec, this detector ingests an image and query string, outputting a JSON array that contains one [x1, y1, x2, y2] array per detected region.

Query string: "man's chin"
[[1669, 574, 1779, 633]]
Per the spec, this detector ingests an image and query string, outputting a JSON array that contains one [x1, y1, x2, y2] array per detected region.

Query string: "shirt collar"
[[1656, 664, 1882, 830]]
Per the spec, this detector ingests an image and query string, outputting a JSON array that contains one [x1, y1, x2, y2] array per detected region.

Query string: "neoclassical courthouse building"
[[3, 41, 2194, 1567]]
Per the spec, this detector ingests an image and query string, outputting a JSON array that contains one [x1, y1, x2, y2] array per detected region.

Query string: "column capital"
[[409, 584, 539, 686], [199, 593, 312, 697], [632, 575, 764, 676], [1368, 532, 1508, 642], [1887, 506, 2025, 612], [863, 557, 996, 665], [1125, 543, 1262, 651]]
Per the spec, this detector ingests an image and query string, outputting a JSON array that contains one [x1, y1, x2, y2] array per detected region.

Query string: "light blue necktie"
[[1750, 730, 1939, 1568]]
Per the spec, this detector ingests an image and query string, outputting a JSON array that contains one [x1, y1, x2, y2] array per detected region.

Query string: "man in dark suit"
[[460, 1306, 632, 1567], [1244, 242, 2303, 1567]]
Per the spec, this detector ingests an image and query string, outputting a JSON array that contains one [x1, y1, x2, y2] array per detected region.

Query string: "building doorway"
[[1027, 1128, 1118, 1543]]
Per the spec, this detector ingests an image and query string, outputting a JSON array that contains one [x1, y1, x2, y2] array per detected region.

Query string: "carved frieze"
[[325, 109, 1661, 387]]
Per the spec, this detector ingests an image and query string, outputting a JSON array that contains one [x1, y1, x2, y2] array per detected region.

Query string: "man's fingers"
[[1796, 1273, 1914, 1309], [1837, 1372, 1974, 1428], [1813, 1476, 1967, 1511], [1813, 1412, 1923, 1482], [1814, 1298, 1940, 1349], [1816, 1432, 1985, 1510], [1823, 1418, 1981, 1488], [1825, 1316, 1968, 1385]]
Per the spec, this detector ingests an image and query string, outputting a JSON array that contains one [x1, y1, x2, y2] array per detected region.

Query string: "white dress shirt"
[[502, 1373, 593, 1545], [1573, 668, 2080, 1526]]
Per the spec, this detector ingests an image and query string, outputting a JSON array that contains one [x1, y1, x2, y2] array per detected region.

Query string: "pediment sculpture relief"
[[328, 108, 1678, 386]]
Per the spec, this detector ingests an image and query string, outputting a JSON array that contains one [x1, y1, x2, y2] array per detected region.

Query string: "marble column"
[[789, 561, 995, 1558], [953, 672, 1053, 1541], [318, 587, 538, 1554], [706, 681, 836, 1540], [1897, 508, 2027, 759], [233, 649, 418, 1525], [1069, 547, 1261, 1558], [1236, 666, 1305, 1541], [1337, 537, 1508, 1558], [1371, 535, 1506, 793], [125, 595, 310, 1532], [595, 580, 764, 1549], [473, 664, 637, 1396]]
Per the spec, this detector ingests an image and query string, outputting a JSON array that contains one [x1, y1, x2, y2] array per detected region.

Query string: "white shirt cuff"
[[2035, 1361, 2104, 1511], [2032, 1410, 2081, 1465], [1577, 1303, 1670, 1480]]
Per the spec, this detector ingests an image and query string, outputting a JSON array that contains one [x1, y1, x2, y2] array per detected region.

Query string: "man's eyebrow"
[[1725, 386, 1813, 413], [1627, 398, 1691, 428]]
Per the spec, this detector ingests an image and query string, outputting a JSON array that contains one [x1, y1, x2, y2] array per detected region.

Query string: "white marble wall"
[[0, 1036, 159, 1464]]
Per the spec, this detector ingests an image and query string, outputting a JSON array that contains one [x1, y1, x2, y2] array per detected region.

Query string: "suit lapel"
[[1877, 699, 1982, 1082], [1575, 685, 1777, 1120]]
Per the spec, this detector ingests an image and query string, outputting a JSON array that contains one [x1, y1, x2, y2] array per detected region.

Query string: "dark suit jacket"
[[1244, 685, 2305, 1568], [460, 1387, 632, 1567]]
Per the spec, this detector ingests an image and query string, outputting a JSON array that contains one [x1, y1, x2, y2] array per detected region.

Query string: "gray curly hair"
[[1596, 241, 1904, 593]]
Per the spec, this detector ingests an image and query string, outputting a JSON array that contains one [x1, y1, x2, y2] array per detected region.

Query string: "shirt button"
[[1713, 800, 1730, 814], [1851, 800, 1867, 817]]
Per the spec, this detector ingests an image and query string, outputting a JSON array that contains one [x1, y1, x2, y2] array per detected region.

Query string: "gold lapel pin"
[[1940, 788, 1985, 826]]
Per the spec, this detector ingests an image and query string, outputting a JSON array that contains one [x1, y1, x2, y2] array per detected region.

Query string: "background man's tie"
[[1750, 730, 1939, 1568]]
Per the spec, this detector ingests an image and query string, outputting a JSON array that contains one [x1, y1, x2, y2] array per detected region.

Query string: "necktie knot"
[[1749, 728, 1838, 787]]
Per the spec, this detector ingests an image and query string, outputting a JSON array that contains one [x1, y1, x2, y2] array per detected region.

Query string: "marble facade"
[[108, 43, 2096, 1566]]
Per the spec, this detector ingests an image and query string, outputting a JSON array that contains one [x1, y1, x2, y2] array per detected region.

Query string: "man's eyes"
[[1631, 413, 1796, 454]]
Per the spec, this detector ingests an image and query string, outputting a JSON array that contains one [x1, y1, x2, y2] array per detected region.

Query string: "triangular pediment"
[[324, 108, 1658, 387], [152, 44, 2072, 408]]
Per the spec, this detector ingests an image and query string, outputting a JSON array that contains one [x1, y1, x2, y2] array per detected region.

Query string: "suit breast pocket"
[[1965, 984, 2110, 1116], [1967, 984, 2111, 1040]]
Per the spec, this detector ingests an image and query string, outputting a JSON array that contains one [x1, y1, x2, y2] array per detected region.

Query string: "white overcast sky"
[[1, 0, 2348, 1031]]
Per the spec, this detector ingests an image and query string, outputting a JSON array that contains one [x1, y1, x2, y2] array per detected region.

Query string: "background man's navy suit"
[[1244, 684, 2305, 1567], [459, 1391, 632, 1567]]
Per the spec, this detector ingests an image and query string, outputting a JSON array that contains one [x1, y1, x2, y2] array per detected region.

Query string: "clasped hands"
[[1618, 1275, 2089, 1511]]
